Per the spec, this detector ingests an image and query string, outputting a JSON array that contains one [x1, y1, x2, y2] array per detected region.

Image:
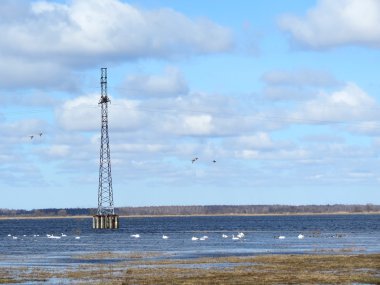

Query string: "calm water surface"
[[0, 215, 379, 267]]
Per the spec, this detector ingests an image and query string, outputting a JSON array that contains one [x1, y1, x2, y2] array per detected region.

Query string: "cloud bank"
[[0, 0, 233, 89], [279, 0, 380, 49]]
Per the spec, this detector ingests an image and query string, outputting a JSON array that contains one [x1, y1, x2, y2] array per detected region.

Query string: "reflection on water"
[[0, 214, 379, 267]]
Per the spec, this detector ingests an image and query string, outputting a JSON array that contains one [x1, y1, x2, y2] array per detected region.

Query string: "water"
[[0, 214, 379, 267]]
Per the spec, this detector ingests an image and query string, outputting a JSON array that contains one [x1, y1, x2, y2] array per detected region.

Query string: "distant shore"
[[1, 211, 379, 220]]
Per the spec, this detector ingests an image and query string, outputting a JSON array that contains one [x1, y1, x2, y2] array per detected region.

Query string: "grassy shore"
[[1, 253, 379, 284]]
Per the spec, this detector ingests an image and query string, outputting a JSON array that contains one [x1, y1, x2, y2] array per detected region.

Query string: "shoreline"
[[1, 253, 379, 284], [0, 211, 379, 220]]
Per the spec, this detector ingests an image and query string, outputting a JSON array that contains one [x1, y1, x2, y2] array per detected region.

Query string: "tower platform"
[[93, 214, 119, 229]]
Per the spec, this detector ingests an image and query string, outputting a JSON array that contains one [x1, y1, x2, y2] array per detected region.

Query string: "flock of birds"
[[129, 232, 306, 240], [8, 232, 307, 241], [29, 132, 43, 140], [192, 157, 216, 164], [7, 233, 80, 240]]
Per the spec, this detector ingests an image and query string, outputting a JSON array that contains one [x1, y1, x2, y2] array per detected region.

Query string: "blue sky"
[[1, 0, 380, 209]]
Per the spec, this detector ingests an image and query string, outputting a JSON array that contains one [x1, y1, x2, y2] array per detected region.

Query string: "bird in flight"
[[192, 157, 198, 163], [212, 160, 216, 163], [28, 132, 43, 141]]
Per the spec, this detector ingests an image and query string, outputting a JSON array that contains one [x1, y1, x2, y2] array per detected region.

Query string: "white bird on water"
[[222, 234, 228, 238], [298, 234, 304, 239], [162, 235, 169, 239], [232, 235, 240, 240], [131, 234, 140, 238], [278, 236, 286, 239], [75, 236, 81, 240], [48, 235, 61, 239], [191, 236, 199, 241], [237, 232, 245, 239], [61, 233, 67, 237]]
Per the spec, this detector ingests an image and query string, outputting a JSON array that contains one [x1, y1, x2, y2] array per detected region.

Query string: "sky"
[[1, 0, 380, 209]]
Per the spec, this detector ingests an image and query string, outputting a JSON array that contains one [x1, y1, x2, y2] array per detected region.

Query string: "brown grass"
[[1, 254, 379, 284], [121, 254, 380, 285]]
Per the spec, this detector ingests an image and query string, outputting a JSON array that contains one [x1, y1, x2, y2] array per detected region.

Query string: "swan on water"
[[48, 235, 61, 239], [222, 234, 228, 238], [130, 234, 140, 238], [162, 235, 169, 239], [191, 236, 199, 241], [232, 235, 240, 240], [298, 234, 304, 239]]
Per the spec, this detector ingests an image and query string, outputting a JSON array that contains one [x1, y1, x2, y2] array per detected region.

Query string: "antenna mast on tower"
[[93, 68, 119, 229]]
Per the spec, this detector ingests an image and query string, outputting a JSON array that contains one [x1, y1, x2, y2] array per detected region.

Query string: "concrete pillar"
[[93, 214, 120, 229]]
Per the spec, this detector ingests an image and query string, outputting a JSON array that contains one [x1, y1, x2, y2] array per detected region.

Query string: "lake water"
[[0, 214, 379, 268]]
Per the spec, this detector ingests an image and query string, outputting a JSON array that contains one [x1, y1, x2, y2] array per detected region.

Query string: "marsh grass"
[[1, 254, 379, 284], [122, 254, 380, 285]]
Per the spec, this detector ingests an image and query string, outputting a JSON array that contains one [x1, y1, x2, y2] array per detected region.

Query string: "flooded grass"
[[1, 253, 379, 284], [121, 254, 380, 284]]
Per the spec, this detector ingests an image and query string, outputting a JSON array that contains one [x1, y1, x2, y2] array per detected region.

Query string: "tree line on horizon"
[[0, 204, 379, 217]]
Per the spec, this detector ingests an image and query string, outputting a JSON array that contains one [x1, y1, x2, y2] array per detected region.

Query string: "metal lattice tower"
[[97, 67, 115, 215]]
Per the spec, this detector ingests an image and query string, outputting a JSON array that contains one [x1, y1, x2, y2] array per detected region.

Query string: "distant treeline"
[[0, 204, 379, 217]]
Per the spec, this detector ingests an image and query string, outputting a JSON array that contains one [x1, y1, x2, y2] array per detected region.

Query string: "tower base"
[[93, 214, 119, 229]]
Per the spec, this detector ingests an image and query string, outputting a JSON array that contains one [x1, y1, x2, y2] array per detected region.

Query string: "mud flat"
[[1, 253, 379, 284]]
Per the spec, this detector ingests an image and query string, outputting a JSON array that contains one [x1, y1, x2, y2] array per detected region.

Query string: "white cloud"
[[0, 56, 79, 90], [57, 94, 145, 132], [236, 133, 276, 150], [2, 92, 60, 107], [0, 0, 233, 89], [279, 0, 380, 49], [228, 132, 301, 160], [262, 69, 339, 87], [261, 69, 340, 101], [0, 119, 45, 139], [123, 67, 188, 97], [290, 83, 378, 123], [346, 121, 380, 136], [182, 114, 213, 135], [45, 144, 70, 158], [235, 148, 308, 161], [113, 143, 167, 153]]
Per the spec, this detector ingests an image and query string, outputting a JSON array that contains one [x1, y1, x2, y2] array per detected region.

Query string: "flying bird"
[[192, 157, 198, 163], [39, 132, 43, 137], [29, 135, 34, 140], [212, 160, 216, 163]]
